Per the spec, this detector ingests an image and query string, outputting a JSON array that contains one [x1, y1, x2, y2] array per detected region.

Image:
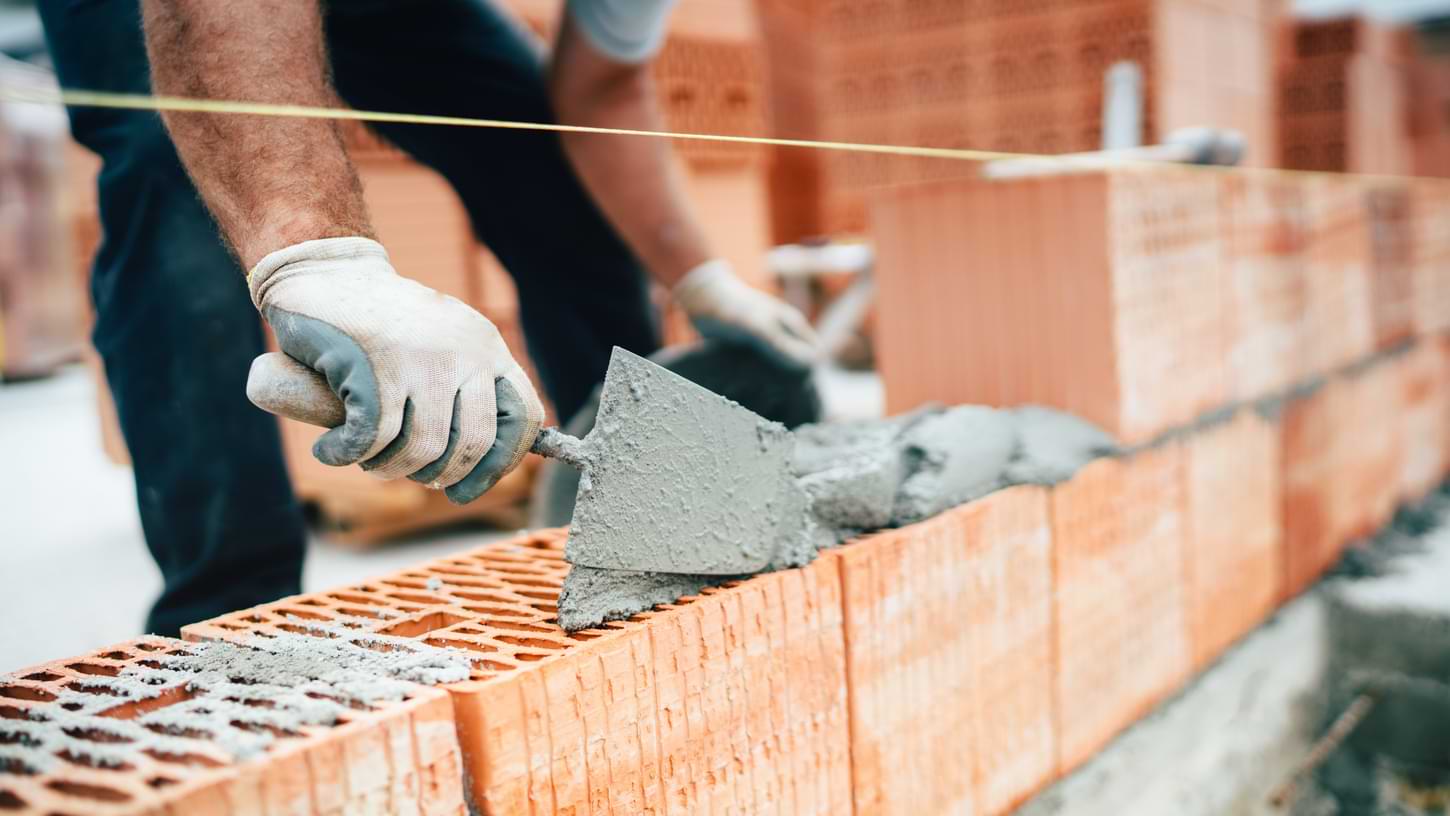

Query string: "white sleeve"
[[566, 0, 676, 63]]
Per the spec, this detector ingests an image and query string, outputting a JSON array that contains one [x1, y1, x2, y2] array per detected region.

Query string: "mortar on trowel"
[[247, 346, 814, 628]]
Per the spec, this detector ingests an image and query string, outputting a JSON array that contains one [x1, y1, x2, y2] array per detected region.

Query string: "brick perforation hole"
[[45, 779, 131, 802]]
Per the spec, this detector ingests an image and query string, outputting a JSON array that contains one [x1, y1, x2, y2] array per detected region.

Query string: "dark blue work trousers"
[[37, 0, 659, 635]]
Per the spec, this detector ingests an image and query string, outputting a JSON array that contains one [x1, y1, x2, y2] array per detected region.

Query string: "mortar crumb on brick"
[[0, 637, 467, 815]]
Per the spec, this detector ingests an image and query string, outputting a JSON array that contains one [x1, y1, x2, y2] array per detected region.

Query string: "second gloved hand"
[[672, 259, 820, 369], [247, 237, 545, 504]]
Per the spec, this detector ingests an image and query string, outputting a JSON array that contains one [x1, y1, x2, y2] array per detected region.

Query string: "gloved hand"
[[247, 237, 544, 504], [672, 259, 820, 369]]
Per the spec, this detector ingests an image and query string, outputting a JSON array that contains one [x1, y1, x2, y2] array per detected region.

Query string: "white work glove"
[[246, 237, 544, 504], [672, 259, 820, 369]]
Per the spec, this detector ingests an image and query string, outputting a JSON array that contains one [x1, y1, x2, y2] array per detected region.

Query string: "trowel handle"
[[246, 352, 582, 464]]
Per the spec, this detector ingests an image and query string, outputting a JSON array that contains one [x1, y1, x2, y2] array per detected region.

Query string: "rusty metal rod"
[[1268, 692, 1377, 809]]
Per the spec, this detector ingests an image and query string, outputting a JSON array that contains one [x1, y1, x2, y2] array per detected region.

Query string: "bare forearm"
[[141, 0, 372, 270], [550, 19, 710, 287]]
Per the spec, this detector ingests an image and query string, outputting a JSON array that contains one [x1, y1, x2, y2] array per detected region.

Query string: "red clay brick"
[[1181, 409, 1283, 669], [759, 0, 1278, 235], [1410, 180, 1450, 335], [1366, 184, 1416, 350], [1220, 173, 1310, 399], [0, 638, 464, 816], [872, 168, 1227, 443], [1398, 338, 1450, 501], [1050, 447, 1191, 773], [834, 486, 1056, 816], [1277, 33, 1414, 176], [1300, 175, 1376, 378], [1279, 381, 1345, 598], [1339, 359, 1406, 540], [184, 531, 852, 815], [1276, 362, 1400, 599]]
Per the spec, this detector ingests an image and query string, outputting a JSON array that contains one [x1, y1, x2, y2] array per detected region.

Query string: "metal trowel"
[[248, 346, 809, 575]]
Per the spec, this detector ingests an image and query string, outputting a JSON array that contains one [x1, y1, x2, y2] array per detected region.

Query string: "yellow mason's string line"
[[1, 85, 1446, 187], [0, 86, 1028, 162]]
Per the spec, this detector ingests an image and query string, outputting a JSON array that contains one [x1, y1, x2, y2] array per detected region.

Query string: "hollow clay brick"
[[1339, 359, 1405, 539], [1220, 174, 1310, 399], [0, 637, 465, 816], [834, 485, 1056, 816], [1180, 409, 1283, 669], [872, 168, 1227, 444], [1410, 180, 1450, 335], [1398, 338, 1450, 502], [1366, 184, 1417, 350], [1050, 446, 1191, 773], [1274, 363, 1400, 600], [185, 530, 852, 815], [1300, 175, 1376, 377], [1278, 382, 1344, 598]]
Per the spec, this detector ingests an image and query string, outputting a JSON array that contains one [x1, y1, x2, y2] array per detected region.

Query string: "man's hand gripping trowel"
[[248, 347, 814, 630]]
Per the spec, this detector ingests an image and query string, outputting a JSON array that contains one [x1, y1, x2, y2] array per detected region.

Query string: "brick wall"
[[873, 169, 1450, 444], [756, 0, 1281, 240]]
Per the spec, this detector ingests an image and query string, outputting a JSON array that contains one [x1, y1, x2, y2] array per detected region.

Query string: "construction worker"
[[38, 0, 818, 636]]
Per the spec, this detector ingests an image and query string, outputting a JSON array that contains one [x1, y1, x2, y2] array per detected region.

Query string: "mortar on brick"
[[560, 389, 1114, 630], [562, 347, 813, 577], [555, 566, 728, 632], [794, 403, 1116, 532], [0, 630, 470, 776]]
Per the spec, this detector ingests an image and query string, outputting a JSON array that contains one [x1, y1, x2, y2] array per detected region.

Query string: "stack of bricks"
[[0, 638, 467, 815], [756, 0, 1281, 240], [1277, 16, 1415, 174]]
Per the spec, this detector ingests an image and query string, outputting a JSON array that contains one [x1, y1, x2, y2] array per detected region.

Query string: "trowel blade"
[[565, 347, 801, 575]]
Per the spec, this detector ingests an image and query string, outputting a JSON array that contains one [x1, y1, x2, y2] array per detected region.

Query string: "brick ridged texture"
[[1221, 173, 1310, 398], [1300, 176, 1375, 376], [835, 485, 1056, 816], [1278, 362, 1404, 599], [755, 0, 1279, 238], [1049, 446, 1191, 773], [1367, 184, 1417, 350], [1277, 17, 1414, 175], [1410, 55, 1450, 178], [873, 169, 1450, 445], [872, 167, 1227, 444], [183, 531, 853, 815], [1181, 410, 1283, 670], [1411, 181, 1450, 335], [1398, 337, 1450, 502], [0, 638, 465, 816]]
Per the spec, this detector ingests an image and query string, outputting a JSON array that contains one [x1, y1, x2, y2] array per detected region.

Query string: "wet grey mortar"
[[0, 624, 471, 776], [562, 348, 812, 577], [556, 401, 1117, 631]]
